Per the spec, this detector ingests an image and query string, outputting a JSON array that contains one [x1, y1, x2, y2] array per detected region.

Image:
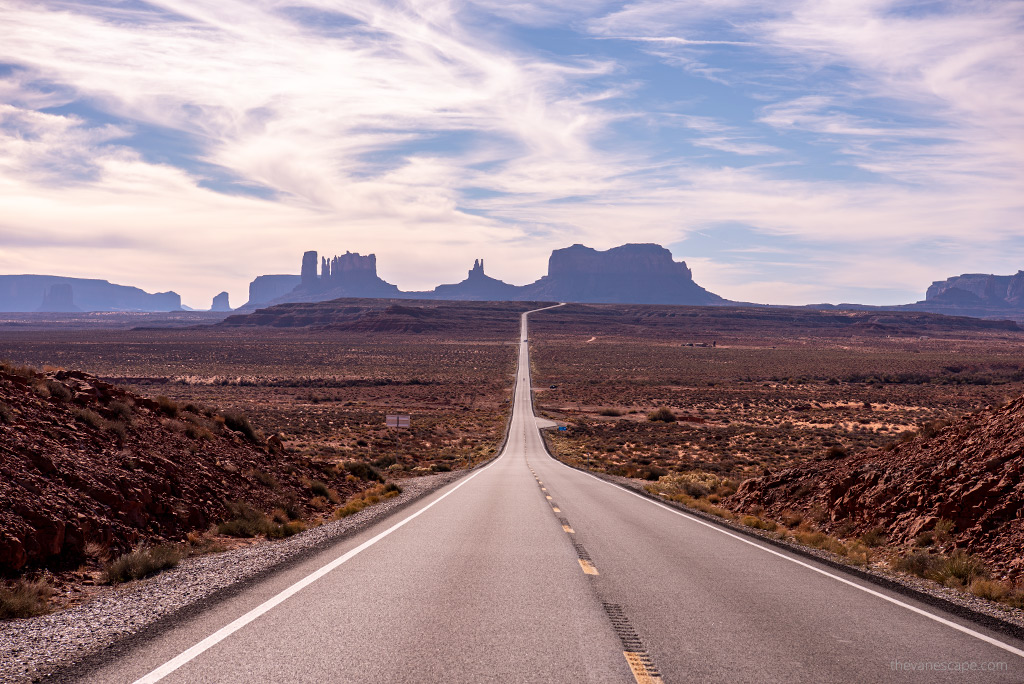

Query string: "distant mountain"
[[243, 243, 727, 308], [0, 275, 181, 312], [810, 270, 1024, 324]]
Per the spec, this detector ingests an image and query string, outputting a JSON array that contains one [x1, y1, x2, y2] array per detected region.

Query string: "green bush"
[[217, 501, 272, 537], [103, 544, 181, 584]]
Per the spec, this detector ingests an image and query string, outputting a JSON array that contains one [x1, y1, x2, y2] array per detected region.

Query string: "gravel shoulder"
[[0, 471, 464, 684]]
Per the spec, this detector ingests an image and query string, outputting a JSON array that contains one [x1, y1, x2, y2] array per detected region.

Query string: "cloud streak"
[[0, 0, 1020, 306]]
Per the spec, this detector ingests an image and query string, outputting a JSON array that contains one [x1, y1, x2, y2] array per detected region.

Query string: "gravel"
[[0, 471, 463, 683]]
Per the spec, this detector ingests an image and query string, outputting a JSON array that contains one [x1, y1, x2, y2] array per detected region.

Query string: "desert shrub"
[[741, 515, 777, 531], [0, 579, 53, 618], [825, 445, 847, 460], [1, 361, 37, 378], [306, 480, 333, 499], [599, 408, 623, 417], [108, 400, 134, 421], [252, 470, 281, 489], [918, 419, 948, 439], [893, 551, 938, 577], [103, 544, 181, 584], [779, 510, 804, 528], [372, 455, 397, 468], [431, 463, 452, 472], [31, 380, 50, 399], [345, 461, 383, 481], [108, 420, 128, 440], [334, 482, 403, 519], [793, 530, 828, 547], [859, 527, 887, 547], [929, 550, 987, 587], [969, 579, 1010, 601], [185, 423, 214, 441], [217, 501, 272, 537], [155, 395, 179, 418], [648, 407, 677, 422], [933, 518, 955, 542], [914, 530, 935, 547], [73, 407, 108, 430], [222, 411, 259, 442], [0, 402, 14, 424], [44, 379, 73, 402]]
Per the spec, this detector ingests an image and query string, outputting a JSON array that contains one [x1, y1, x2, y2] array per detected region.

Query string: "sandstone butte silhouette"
[[242, 243, 726, 309], [2, 244, 1023, 318]]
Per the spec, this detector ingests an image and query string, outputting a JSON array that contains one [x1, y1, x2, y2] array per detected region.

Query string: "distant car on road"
[[549, 384, 557, 389]]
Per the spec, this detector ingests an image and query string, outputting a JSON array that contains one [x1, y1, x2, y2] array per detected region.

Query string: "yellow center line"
[[623, 652, 663, 684], [578, 559, 599, 575], [545, 495, 552, 500], [552, 507, 560, 512], [541, 487, 547, 492], [562, 524, 575, 533]]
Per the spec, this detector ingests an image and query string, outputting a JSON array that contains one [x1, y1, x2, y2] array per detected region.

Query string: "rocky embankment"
[[0, 363, 352, 574], [731, 395, 1024, 579]]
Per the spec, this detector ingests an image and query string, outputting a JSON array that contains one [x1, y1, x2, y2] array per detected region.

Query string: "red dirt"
[[730, 395, 1024, 578]]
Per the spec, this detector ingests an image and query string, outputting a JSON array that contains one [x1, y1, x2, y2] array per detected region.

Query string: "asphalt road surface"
[[82, 305, 1024, 683]]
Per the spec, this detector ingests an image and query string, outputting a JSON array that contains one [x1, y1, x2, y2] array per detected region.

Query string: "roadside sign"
[[386, 414, 411, 428]]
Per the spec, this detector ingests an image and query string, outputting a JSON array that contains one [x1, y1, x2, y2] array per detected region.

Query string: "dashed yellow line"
[[541, 487, 547, 492], [562, 524, 575, 533], [545, 495, 552, 500], [578, 559, 599, 575], [623, 652, 663, 683], [552, 507, 560, 512]]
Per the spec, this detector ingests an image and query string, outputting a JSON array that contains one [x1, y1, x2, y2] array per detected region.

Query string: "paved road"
[[84, 306, 1024, 683]]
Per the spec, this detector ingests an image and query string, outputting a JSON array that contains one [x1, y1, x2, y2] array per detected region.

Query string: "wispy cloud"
[[0, 0, 1020, 306]]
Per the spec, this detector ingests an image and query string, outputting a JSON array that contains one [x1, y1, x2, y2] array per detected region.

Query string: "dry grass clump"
[[155, 395, 179, 418], [928, 549, 988, 588], [0, 401, 14, 424], [216, 500, 307, 539], [103, 544, 182, 584], [0, 579, 53, 619], [740, 515, 777, 531], [647, 407, 677, 422], [334, 482, 402, 519]]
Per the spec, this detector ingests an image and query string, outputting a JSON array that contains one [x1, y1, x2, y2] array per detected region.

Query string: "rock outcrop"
[[210, 292, 231, 311], [520, 243, 726, 305], [243, 274, 301, 309], [0, 364, 350, 573], [283, 251, 400, 302], [926, 272, 1024, 308], [37, 284, 80, 312], [427, 259, 520, 300], [0, 276, 181, 312], [730, 396, 1024, 579]]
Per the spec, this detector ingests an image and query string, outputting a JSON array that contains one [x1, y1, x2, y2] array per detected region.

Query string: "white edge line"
[[137, 304, 560, 682], [134, 462, 496, 683], [547, 452, 1024, 659]]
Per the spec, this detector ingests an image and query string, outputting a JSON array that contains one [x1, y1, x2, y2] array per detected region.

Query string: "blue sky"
[[0, 0, 1021, 308]]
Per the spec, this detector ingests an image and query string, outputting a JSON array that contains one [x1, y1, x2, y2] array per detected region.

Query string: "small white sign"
[[386, 414, 411, 428]]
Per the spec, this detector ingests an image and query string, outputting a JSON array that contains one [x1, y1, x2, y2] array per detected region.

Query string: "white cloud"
[[0, 0, 1020, 307]]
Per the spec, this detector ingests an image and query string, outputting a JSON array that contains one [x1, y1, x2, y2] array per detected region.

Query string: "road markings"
[[132, 461, 497, 684], [541, 487, 547, 491], [624, 652, 664, 684], [545, 495, 552, 500], [552, 507, 561, 512], [562, 524, 575, 534], [579, 559, 599, 575], [554, 460, 1024, 660]]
